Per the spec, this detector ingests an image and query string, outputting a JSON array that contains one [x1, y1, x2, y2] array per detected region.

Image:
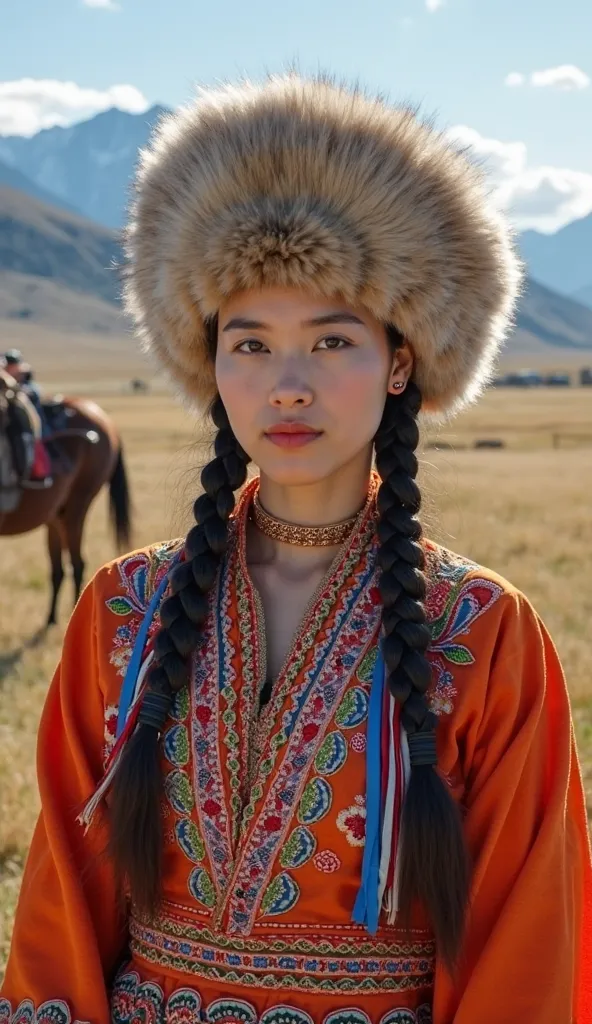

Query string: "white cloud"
[[83, 0, 120, 9], [448, 124, 592, 232], [426, 0, 444, 10], [505, 72, 525, 88], [0, 79, 148, 136], [504, 65, 589, 91], [532, 65, 589, 90]]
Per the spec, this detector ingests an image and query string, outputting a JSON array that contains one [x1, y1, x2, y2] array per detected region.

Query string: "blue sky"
[[1, 0, 591, 231]]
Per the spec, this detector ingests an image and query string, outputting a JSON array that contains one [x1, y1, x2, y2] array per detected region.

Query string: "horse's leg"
[[46, 520, 65, 626], [64, 509, 87, 609]]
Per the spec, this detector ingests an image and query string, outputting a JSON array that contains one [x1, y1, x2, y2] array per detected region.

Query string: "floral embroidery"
[[350, 732, 366, 754], [424, 545, 503, 717], [334, 687, 369, 729], [106, 540, 181, 677], [182, 478, 381, 935], [260, 871, 301, 916], [103, 704, 118, 767], [314, 731, 348, 776], [189, 563, 239, 903], [112, 968, 434, 1021], [280, 826, 317, 869], [164, 769, 195, 814], [188, 866, 216, 908], [127, 915, 435, 994], [0, 1001, 76, 1024], [336, 796, 366, 847], [313, 850, 341, 873], [226, 544, 380, 932]]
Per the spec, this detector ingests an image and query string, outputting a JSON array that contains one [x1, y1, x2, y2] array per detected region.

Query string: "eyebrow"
[[221, 312, 366, 332]]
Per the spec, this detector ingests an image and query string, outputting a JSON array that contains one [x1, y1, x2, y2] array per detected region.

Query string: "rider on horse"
[[1, 349, 53, 483]]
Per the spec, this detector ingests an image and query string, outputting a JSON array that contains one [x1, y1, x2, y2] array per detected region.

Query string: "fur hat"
[[124, 73, 522, 418]]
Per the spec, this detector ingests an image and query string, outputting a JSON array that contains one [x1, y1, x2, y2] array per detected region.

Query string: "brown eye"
[[315, 335, 351, 351], [236, 339, 268, 353]]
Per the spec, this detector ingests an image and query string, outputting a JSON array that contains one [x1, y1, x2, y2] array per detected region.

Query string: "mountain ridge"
[[0, 105, 170, 229]]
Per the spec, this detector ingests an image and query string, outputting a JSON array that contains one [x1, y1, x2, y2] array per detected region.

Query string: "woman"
[[1, 73, 590, 1024]]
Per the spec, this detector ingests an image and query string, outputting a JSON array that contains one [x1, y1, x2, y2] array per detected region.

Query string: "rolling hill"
[[0, 185, 122, 310]]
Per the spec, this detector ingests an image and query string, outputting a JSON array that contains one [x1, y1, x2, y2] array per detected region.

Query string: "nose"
[[269, 366, 313, 409]]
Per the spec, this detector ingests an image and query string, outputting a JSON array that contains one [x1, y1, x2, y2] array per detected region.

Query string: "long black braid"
[[374, 364, 470, 968], [109, 396, 251, 914]]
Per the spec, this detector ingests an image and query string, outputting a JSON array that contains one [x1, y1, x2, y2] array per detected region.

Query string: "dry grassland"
[[0, 379, 591, 977]]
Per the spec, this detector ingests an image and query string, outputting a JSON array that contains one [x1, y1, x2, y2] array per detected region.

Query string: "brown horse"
[[0, 375, 131, 625]]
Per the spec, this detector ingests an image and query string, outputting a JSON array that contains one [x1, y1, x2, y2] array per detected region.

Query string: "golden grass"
[[0, 383, 591, 976]]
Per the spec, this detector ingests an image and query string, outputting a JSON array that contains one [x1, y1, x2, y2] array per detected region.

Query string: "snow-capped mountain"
[[0, 104, 170, 229]]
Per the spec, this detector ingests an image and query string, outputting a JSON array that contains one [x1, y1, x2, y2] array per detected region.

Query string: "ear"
[[387, 340, 415, 396]]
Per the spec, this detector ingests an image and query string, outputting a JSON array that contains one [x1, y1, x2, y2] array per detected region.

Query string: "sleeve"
[[0, 572, 128, 1023], [432, 590, 592, 1024]]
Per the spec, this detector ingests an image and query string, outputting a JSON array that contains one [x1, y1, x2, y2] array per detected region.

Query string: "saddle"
[[41, 397, 69, 435], [0, 388, 56, 509]]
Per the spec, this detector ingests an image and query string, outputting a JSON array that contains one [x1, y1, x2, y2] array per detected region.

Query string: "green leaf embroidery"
[[106, 596, 133, 616], [442, 644, 474, 666]]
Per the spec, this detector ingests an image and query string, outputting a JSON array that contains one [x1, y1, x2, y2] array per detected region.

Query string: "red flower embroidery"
[[313, 850, 341, 873], [302, 722, 320, 743], [203, 798, 221, 817], [336, 796, 366, 847], [195, 705, 212, 726], [263, 815, 282, 832]]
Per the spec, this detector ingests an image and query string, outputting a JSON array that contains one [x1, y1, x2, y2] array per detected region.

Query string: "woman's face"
[[215, 286, 412, 487]]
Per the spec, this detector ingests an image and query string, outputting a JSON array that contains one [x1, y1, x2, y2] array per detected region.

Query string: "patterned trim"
[[190, 562, 236, 900], [111, 970, 433, 1024], [129, 914, 435, 994], [223, 488, 381, 933], [182, 478, 383, 932], [424, 544, 503, 717], [0, 1000, 88, 1024], [107, 540, 181, 677]]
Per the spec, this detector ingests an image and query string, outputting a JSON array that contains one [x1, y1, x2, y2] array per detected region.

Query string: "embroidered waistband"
[[112, 969, 434, 1024], [129, 914, 435, 994]]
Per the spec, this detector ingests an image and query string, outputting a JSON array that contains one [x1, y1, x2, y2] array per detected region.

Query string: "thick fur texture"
[[123, 73, 523, 417]]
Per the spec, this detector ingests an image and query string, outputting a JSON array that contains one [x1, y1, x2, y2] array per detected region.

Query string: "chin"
[[254, 450, 337, 488]]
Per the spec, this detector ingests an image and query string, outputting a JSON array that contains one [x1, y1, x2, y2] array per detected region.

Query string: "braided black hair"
[[109, 396, 250, 913], [374, 337, 470, 967]]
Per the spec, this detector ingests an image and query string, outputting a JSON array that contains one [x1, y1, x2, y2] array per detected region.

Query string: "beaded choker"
[[252, 492, 361, 547]]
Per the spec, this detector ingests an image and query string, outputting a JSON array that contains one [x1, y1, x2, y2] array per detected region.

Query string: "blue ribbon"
[[115, 560, 179, 739], [352, 646, 385, 933]]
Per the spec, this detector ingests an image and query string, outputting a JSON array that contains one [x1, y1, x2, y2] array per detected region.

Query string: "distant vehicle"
[[544, 373, 571, 387], [501, 370, 544, 387], [581, 368, 592, 387]]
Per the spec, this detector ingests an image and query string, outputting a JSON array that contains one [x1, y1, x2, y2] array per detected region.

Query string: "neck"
[[257, 455, 373, 529], [249, 454, 374, 574]]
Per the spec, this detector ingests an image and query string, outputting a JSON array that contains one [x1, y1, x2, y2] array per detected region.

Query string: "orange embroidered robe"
[[1, 481, 591, 1024]]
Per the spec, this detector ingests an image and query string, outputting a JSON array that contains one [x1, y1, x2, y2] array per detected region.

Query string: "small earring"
[[392, 382, 405, 390]]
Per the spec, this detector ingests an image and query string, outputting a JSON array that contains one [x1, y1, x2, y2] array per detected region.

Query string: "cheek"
[[215, 355, 260, 442], [326, 357, 388, 437]]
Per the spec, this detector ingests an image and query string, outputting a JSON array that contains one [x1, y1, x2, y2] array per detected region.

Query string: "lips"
[[266, 422, 319, 435], [264, 422, 323, 449]]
